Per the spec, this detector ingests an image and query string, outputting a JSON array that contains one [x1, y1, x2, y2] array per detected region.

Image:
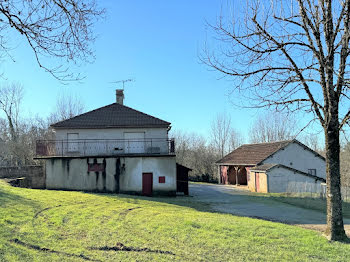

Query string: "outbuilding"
[[216, 140, 326, 193]]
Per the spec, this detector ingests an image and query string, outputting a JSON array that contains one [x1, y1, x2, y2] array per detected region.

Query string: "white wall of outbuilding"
[[266, 166, 324, 193], [261, 142, 326, 179]]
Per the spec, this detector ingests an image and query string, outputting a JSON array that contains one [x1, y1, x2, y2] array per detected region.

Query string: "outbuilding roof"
[[176, 163, 192, 171], [250, 163, 279, 171], [216, 139, 325, 165], [216, 140, 292, 165], [51, 103, 171, 129]]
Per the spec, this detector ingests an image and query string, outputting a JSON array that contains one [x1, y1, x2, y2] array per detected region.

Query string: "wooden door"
[[142, 173, 153, 196], [255, 173, 260, 192]]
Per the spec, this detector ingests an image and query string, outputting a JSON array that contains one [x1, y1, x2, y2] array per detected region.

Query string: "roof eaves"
[[250, 164, 279, 172], [215, 162, 257, 166], [52, 124, 170, 129]]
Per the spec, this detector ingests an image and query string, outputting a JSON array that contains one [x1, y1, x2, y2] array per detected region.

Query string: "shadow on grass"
[[0, 186, 35, 207], [88, 183, 350, 229]]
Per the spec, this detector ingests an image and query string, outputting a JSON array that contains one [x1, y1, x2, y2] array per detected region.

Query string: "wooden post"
[[234, 166, 239, 186], [217, 165, 221, 184]]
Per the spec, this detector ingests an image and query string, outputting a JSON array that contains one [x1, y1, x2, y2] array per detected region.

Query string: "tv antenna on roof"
[[110, 79, 135, 90]]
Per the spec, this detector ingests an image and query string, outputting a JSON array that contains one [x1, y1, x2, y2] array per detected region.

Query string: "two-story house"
[[36, 90, 178, 196], [216, 140, 326, 193]]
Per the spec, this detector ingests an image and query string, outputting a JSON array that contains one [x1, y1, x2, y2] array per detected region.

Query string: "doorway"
[[255, 173, 260, 192], [142, 173, 153, 196]]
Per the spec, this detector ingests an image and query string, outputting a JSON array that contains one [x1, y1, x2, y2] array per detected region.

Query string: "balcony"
[[36, 138, 175, 157]]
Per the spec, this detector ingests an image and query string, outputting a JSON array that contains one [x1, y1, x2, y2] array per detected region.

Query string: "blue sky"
[[0, 1, 304, 139]]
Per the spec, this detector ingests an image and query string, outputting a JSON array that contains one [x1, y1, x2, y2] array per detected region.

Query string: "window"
[[67, 133, 79, 152], [308, 169, 316, 176], [159, 176, 165, 183], [124, 132, 145, 153]]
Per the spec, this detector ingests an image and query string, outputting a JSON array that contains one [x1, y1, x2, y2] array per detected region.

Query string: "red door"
[[142, 173, 153, 196], [255, 173, 260, 192]]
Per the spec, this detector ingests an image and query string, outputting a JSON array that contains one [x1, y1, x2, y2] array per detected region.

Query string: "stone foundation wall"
[[0, 165, 45, 189]]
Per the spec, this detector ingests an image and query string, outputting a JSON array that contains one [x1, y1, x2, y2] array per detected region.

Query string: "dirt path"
[[189, 183, 350, 234]]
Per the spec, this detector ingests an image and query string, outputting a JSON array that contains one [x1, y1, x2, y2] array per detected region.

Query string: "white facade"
[[45, 156, 177, 195], [54, 127, 168, 140], [261, 142, 326, 179], [52, 127, 170, 156], [44, 126, 177, 195], [40, 92, 178, 196], [267, 166, 324, 193], [120, 157, 176, 193]]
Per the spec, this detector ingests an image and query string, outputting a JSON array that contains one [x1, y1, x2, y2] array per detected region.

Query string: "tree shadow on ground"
[[92, 183, 350, 229], [0, 186, 34, 207]]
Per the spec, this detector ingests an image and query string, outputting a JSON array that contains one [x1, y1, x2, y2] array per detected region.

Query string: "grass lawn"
[[1, 181, 350, 261]]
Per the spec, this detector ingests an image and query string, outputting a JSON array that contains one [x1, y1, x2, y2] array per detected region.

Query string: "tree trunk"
[[325, 115, 347, 240]]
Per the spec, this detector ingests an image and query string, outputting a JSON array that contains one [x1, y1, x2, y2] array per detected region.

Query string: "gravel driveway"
[[188, 183, 350, 233]]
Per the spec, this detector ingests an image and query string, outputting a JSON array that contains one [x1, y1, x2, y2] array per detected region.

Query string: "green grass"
[[1, 181, 350, 261]]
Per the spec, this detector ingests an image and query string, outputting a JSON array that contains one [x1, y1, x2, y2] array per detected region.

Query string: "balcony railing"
[[36, 138, 175, 157]]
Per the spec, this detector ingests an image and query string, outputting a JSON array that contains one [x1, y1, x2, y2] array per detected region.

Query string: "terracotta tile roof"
[[250, 163, 279, 171], [216, 140, 292, 165], [51, 103, 171, 129]]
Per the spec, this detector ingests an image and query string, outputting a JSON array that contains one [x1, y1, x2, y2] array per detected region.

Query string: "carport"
[[218, 165, 249, 185], [215, 141, 292, 186]]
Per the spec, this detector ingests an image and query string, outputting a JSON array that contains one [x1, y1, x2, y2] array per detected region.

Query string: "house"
[[35, 90, 183, 196], [216, 140, 326, 193]]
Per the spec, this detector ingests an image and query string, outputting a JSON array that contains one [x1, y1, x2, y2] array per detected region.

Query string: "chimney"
[[116, 89, 124, 105]]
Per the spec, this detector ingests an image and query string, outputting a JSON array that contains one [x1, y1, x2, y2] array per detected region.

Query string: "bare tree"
[[48, 93, 85, 124], [210, 113, 237, 157], [171, 129, 192, 164], [249, 112, 297, 143], [301, 133, 323, 153], [0, 1, 103, 80], [171, 129, 221, 182], [228, 128, 244, 152], [0, 83, 37, 165], [0, 83, 23, 143], [202, 0, 350, 240]]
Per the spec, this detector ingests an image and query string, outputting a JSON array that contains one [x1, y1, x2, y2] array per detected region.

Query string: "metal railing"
[[36, 138, 175, 157]]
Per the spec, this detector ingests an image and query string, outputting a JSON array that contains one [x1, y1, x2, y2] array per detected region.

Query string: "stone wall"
[[0, 165, 45, 189]]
